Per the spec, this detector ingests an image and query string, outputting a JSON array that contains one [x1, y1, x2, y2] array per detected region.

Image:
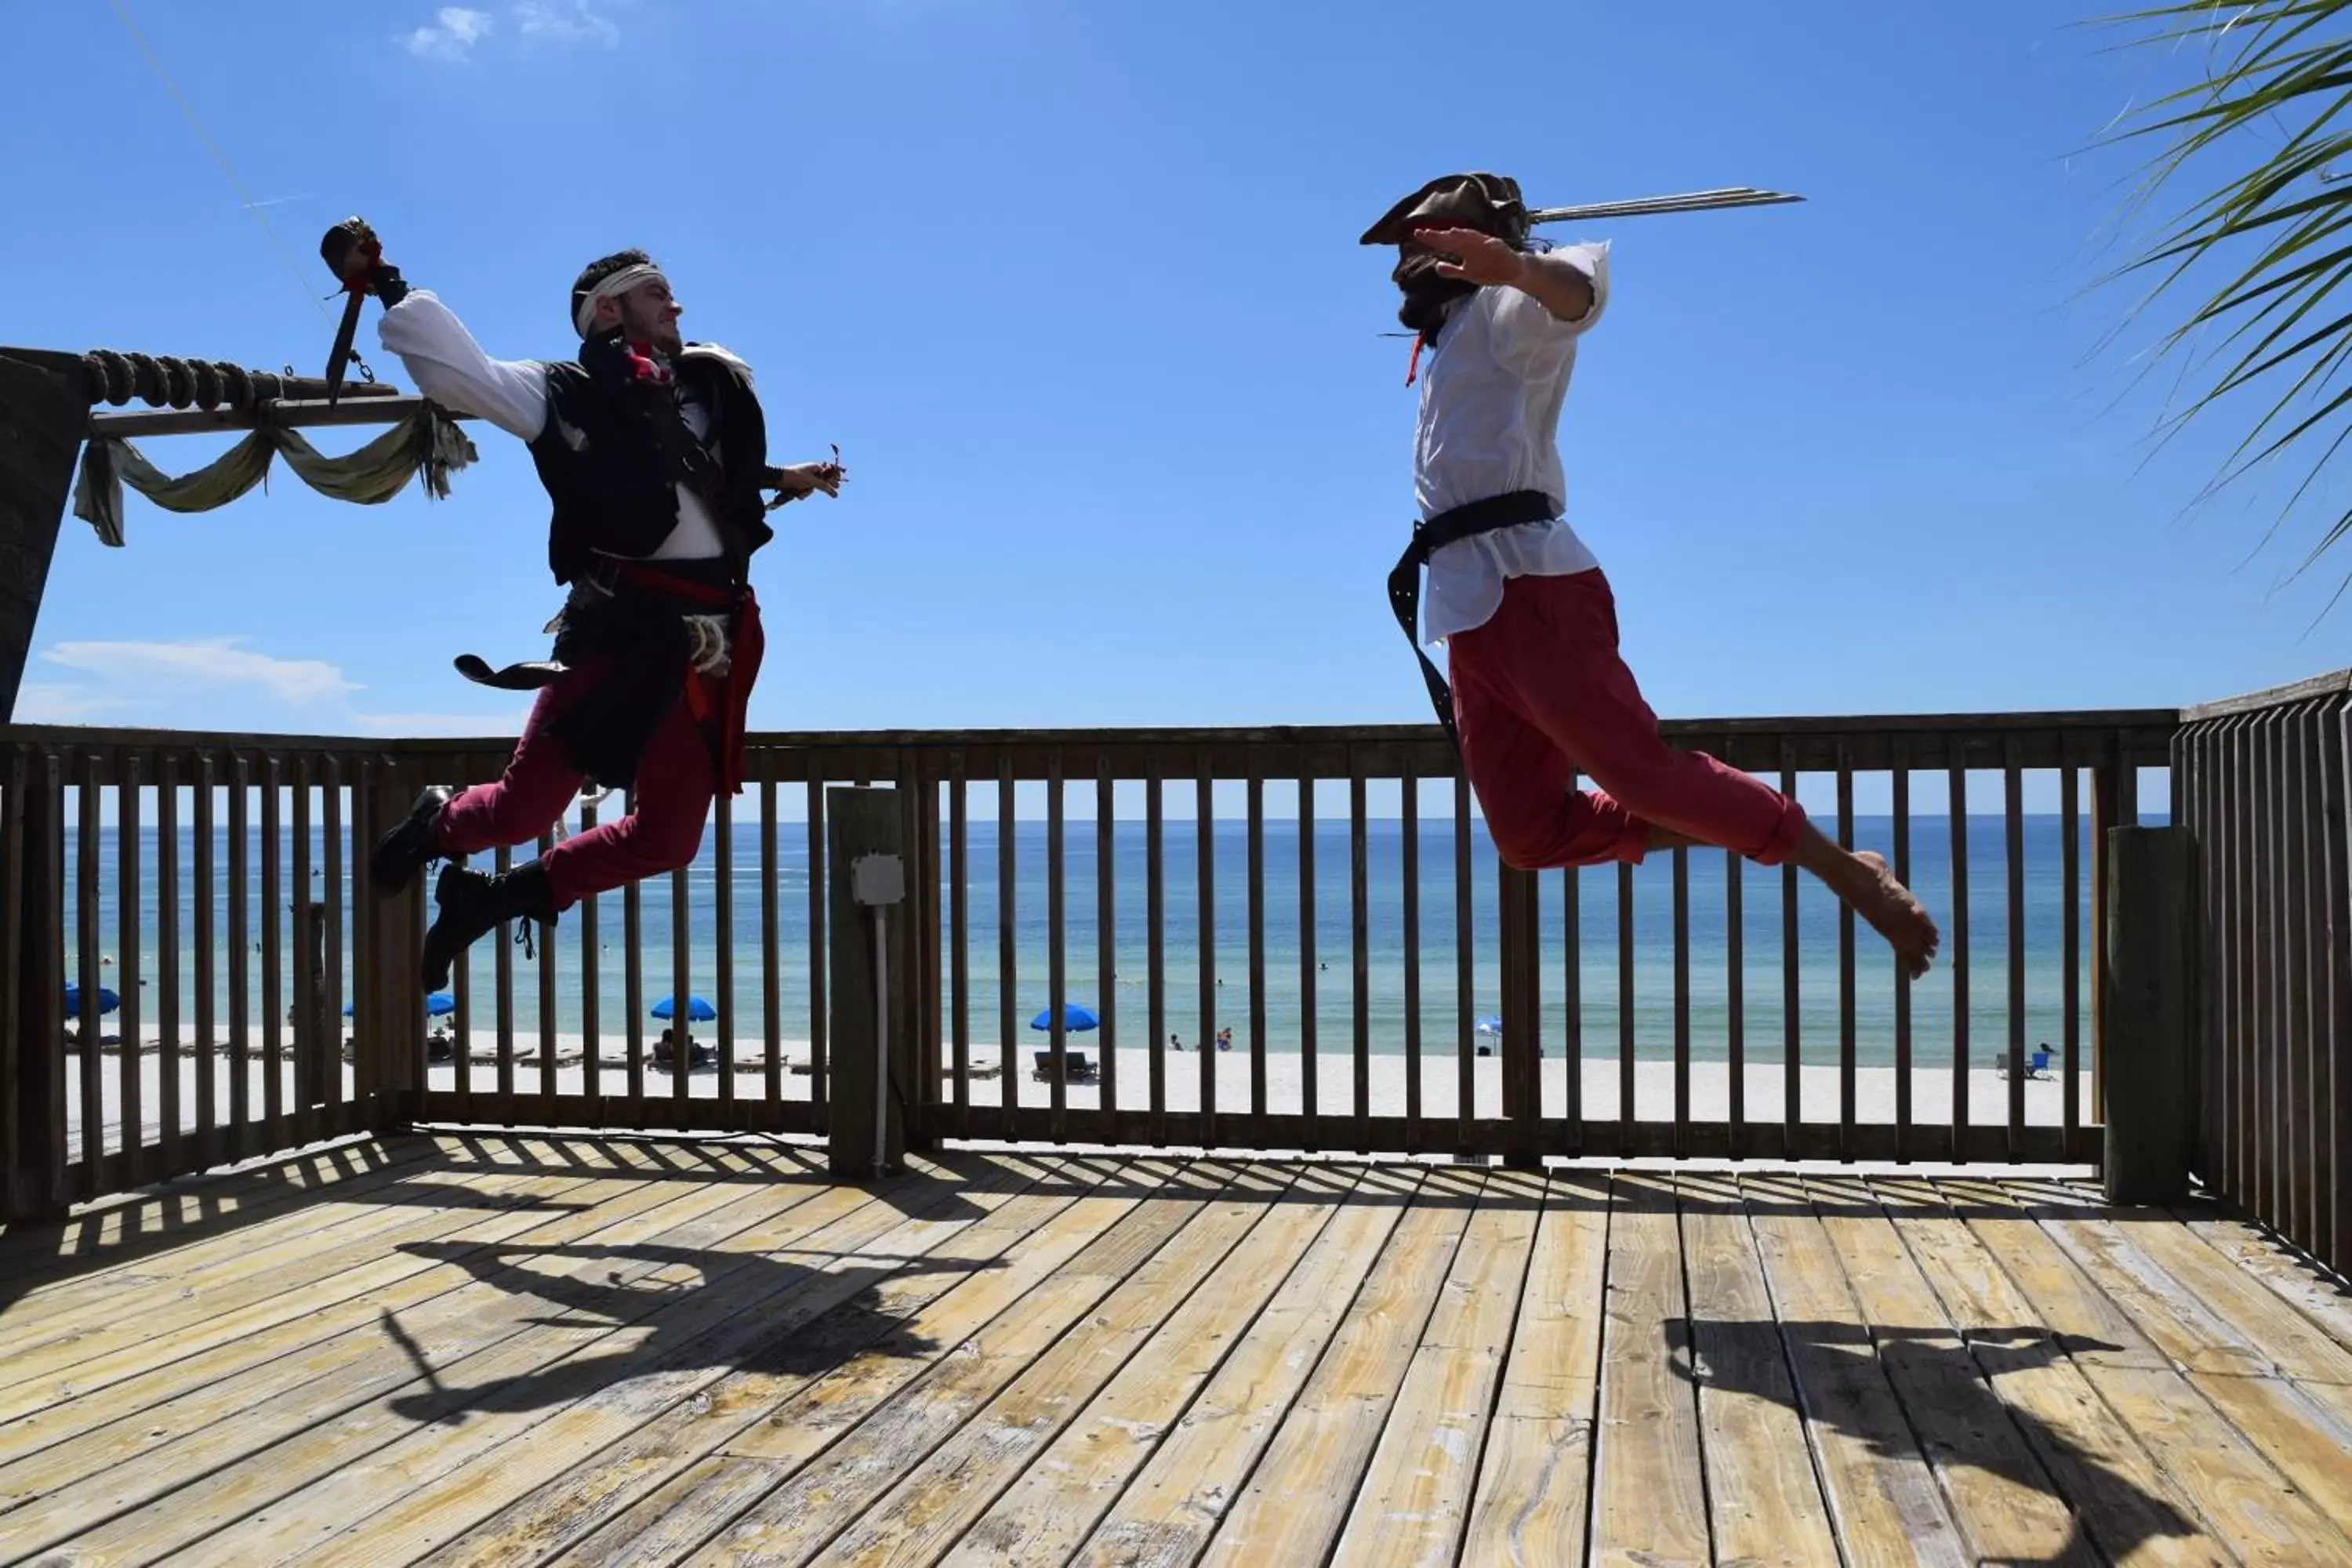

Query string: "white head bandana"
[[574, 263, 669, 336]]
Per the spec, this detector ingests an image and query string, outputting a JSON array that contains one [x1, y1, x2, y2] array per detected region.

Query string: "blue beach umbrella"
[[1474, 1014, 1503, 1037], [652, 995, 718, 1022], [64, 983, 120, 1018], [1029, 1004, 1100, 1033], [343, 991, 457, 1017]]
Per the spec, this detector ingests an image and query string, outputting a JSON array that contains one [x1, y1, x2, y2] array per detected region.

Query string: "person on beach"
[[321, 220, 847, 990], [1367, 173, 1940, 977]]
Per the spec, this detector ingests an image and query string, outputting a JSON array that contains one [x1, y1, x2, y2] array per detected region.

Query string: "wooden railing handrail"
[[2180, 667, 2352, 723]]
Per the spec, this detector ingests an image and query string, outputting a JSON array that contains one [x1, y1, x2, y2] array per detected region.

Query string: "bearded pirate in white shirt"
[[1370, 173, 1939, 978], [321, 220, 846, 992]]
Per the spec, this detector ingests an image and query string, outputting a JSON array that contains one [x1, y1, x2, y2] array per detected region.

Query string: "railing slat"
[[807, 769, 826, 1115], [157, 753, 181, 1166], [757, 772, 778, 1106], [1201, 756, 1221, 1145], [118, 753, 144, 1183], [669, 826, 691, 1123], [2060, 750, 2079, 1146], [999, 757, 1020, 1142], [1673, 844, 1690, 1158], [0, 749, 27, 1216], [2289, 706, 2318, 1250], [193, 753, 216, 1146], [1617, 858, 1635, 1143], [540, 828, 561, 1104], [227, 754, 250, 1162], [1146, 764, 1166, 1142], [261, 756, 283, 1149], [1949, 760, 1970, 1150], [1892, 740, 1911, 1161], [1306, 773, 1323, 1148], [323, 755, 345, 1128], [1095, 757, 1116, 1117], [1725, 842, 1742, 1159], [2324, 698, 2352, 1269], [1563, 792, 1584, 1156], [715, 787, 736, 1115], [2005, 739, 2027, 1160], [581, 797, 601, 1105], [1247, 764, 1266, 1138], [1402, 772, 1421, 1148], [1349, 760, 1369, 1149], [1780, 750, 1801, 1143], [623, 836, 645, 1118], [1451, 771, 1469, 1152], [486, 839, 511, 1112], [952, 757, 972, 1113], [1047, 749, 1068, 1136], [1837, 747, 1856, 1160], [292, 757, 314, 1117]]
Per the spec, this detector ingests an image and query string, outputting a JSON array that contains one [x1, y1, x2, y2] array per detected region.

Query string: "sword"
[[1526, 186, 1805, 226], [322, 285, 367, 407], [318, 216, 383, 407]]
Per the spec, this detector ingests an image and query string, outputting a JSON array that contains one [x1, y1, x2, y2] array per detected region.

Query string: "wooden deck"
[[2, 1136, 2350, 1566]]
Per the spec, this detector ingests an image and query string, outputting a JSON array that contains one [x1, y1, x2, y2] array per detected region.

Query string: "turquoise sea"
[[60, 812, 2121, 1068]]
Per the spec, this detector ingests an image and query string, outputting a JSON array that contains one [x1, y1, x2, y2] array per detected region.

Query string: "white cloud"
[[402, 6, 495, 59], [9, 682, 136, 724], [513, 0, 619, 47], [42, 638, 358, 704]]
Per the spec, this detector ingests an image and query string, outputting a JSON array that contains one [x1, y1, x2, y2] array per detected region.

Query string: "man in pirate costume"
[[320, 220, 846, 990], [1369, 174, 1940, 977]]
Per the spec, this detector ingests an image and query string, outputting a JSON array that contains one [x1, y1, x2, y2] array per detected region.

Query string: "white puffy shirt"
[[1412, 240, 1610, 643], [378, 290, 725, 561]]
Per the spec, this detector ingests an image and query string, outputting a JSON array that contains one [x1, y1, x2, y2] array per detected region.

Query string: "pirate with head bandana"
[[1369, 175, 1940, 978], [320, 220, 847, 992]]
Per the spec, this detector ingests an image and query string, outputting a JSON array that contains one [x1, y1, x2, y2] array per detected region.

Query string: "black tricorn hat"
[[1359, 172, 1530, 248]]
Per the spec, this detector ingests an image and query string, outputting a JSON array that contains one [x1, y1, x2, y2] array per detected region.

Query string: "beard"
[[1392, 249, 1476, 339]]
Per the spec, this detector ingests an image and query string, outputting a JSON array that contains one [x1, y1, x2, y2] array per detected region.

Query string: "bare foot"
[[1838, 851, 1940, 978]]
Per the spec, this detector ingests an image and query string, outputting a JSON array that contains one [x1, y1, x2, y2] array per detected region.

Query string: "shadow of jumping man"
[[382, 1236, 1004, 1426], [1664, 1316, 2200, 1567]]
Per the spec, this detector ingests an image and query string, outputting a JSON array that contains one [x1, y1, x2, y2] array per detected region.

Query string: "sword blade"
[[322, 287, 365, 407], [1526, 187, 1806, 225]]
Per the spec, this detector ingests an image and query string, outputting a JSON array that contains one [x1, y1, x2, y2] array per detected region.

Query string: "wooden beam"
[[827, 787, 915, 1180], [89, 392, 457, 439]]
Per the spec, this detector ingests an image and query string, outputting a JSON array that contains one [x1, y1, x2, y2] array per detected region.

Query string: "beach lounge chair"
[[1033, 1048, 1098, 1083], [1995, 1048, 2053, 1080]]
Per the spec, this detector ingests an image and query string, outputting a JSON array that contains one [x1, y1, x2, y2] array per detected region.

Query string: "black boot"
[[420, 862, 558, 993], [371, 786, 458, 897]]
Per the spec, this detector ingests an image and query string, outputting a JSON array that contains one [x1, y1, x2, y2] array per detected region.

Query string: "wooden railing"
[[4, 706, 2176, 1218], [2176, 671, 2352, 1276]]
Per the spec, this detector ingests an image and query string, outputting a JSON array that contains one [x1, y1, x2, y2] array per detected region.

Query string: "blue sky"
[[7, 0, 2346, 742]]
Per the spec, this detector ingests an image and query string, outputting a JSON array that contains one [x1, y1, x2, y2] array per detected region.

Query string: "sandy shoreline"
[[59, 1028, 2095, 1166]]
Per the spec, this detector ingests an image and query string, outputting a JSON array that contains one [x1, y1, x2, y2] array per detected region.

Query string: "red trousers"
[[434, 661, 723, 910], [1447, 569, 1806, 869]]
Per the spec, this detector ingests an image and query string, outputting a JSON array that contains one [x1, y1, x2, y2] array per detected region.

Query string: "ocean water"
[[59, 812, 2116, 1069]]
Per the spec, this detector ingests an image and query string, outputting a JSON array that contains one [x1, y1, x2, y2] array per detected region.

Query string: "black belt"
[[1386, 488, 1558, 742]]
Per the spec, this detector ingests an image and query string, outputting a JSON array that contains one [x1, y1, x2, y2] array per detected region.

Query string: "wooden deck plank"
[[2009, 1181, 2352, 1552], [0, 1164, 713, 1515], [1457, 1171, 1609, 1568], [0, 1153, 628, 1411], [1586, 1172, 1710, 1568], [1189, 1165, 1486, 1568], [0, 1153, 942, 1561], [677, 1162, 1265, 1566], [1327, 1167, 1544, 1568], [252, 1154, 1092, 1568], [557, 1162, 1236, 1567], [1065, 1165, 1425, 1568], [1869, 1177, 2224, 1568], [814, 1165, 1342, 1566], [428, 1156, 1152, 1568], [929, 1164, 1370, 1568], [2171, 1196, 2352, 1356], [1948, 1175, 2352, 1565], [1674, 1171, 1838, 1568], [1804, 1174, 2095, 1566], [1740, 1171, 1969, 1568]]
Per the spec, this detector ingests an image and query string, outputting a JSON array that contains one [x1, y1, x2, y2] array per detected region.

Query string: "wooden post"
[[827, 787, 919, 1179], [2105, 825, 2197, 1204], [0, 350, 90, 722], [5, 750, 67, 1220]]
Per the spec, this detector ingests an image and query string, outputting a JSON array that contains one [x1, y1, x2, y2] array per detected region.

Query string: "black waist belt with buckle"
[[1386, 488, 1559, 742]]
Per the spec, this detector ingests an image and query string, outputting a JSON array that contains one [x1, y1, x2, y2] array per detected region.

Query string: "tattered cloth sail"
[[70, 405, 477, 546]]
